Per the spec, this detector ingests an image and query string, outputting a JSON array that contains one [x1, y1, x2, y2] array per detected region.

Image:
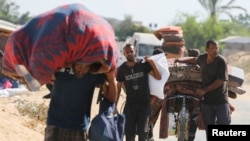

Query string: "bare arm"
[[102, 68, 117, 102], [196, 79, 225, 96], [175, 57, 197, 64], [116, 81, 123, 105], [145, 56, 161, 80]]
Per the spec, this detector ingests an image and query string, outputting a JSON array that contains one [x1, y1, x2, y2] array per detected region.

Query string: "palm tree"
[[198, 0, 247, 20]]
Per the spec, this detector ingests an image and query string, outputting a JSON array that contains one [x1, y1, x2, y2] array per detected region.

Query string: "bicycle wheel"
[[177, 112, 189, 141]]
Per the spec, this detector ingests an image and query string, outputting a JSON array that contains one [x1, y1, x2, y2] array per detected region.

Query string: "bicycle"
[[166, 82, 201, 141]]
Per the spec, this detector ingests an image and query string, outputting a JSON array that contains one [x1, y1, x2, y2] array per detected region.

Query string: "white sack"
[[148, 53, 170, 99]]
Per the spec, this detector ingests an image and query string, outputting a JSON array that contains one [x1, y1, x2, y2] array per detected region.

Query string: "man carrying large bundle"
[[1, 3, 120, 141], [2, 3, 118, 91]]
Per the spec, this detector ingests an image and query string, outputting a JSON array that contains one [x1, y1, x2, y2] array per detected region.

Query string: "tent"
[[0, 19, 20, 51], [219, 36, 250, 56]]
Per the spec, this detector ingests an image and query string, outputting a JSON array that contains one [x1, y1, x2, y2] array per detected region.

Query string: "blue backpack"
[[88, 89, 125, 141]]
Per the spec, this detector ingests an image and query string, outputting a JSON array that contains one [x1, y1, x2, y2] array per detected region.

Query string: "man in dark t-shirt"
[[116, 44, 161, 141], [47, 68, 104, 130], [176, 39, 231, 141], [45, 63, 117, 141]]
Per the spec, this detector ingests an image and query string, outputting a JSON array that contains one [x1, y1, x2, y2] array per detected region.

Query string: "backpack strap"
[[96, 85, 103, 105], [96, 84, 118, 115]]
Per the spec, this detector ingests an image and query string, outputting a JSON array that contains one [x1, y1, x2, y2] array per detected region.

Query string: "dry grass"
[[16, 100, 48, 121], [15, 99, 48, 134], [9, 51, 250, 136]]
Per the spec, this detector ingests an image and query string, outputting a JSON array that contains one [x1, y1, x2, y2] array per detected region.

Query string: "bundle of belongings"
[[167, 58, 246, 97], [153, 26, 186, 59], [158, 58, 245, 138], [1, 4, 117, 91]]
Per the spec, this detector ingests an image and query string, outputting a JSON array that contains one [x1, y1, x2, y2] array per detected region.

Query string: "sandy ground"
[[0, 85, 128, 141], [0, 51, 249, 141], [153, 82, 250, 141], [0, 82, 249, 141]]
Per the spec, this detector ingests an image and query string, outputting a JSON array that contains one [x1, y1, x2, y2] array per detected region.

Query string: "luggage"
[[88, 88, 125, 141], [167, 58, 202, 83], [154, 26, 186, 59], [167, 58, 246, 95]]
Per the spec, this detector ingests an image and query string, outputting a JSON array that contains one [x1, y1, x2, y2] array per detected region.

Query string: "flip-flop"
[[15, 64, 41, 91]]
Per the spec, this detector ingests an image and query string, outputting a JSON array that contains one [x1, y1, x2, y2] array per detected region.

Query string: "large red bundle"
[[2, 3, 118, 88]]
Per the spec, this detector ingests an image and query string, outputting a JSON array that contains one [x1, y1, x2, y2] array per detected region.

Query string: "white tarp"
[[0, 85, 31, 97]]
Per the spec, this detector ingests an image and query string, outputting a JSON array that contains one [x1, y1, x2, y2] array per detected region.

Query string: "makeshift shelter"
[[0, 19, 19, 51], [220, 36, 250, 57]]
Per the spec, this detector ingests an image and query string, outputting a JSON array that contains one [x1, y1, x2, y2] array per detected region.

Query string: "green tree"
[[174, 13, 250, 52], [114, 15, 150, 41], [198, 0, 247, 20], [235, 13, 250, 30], [18, 11, 31, 24], [104, 17, 121, 30], [175, 15, 206, 50], [0, 0, 31, 24]]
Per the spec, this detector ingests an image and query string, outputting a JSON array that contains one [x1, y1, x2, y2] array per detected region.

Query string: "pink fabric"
[[2, 80, 12, 89]]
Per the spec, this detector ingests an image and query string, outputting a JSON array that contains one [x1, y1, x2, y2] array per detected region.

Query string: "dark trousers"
[[201, 103, 231, 141], [124, 103, 151, 141]]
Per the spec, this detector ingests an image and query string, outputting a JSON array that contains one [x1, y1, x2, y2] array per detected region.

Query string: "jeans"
[[201, 102, 231, 140]]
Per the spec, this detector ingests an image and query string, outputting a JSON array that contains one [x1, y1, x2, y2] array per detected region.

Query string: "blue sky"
[[14, 0, 249, 28]]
